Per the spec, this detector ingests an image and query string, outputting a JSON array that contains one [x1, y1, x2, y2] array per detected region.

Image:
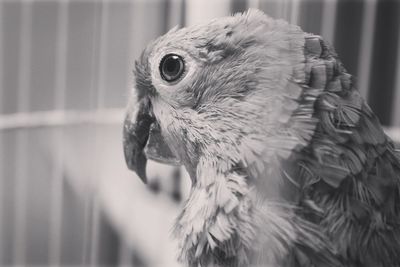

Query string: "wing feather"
[[294, 34, 400, 266]]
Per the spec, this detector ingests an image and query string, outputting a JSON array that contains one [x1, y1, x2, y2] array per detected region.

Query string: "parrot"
[[123, 9, 400, 267]]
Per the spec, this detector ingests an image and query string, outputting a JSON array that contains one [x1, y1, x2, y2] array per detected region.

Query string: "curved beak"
[[123, 100, 154, 183]]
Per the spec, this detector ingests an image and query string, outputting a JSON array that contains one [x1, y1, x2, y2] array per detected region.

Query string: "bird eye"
[[159, 54, 185, 82]]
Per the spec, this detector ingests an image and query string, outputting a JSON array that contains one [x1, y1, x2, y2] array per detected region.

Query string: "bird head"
[[123, 9, 316, 189]]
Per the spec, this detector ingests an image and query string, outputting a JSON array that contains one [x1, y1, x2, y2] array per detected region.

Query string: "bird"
[[123, 9, 400, 267]]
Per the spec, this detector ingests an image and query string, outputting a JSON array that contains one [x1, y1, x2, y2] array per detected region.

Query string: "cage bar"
[[321, 0, 337, 44], [48, 0, 69, 265], [289, 0, 301, 25], [357, 0, 377, 100], [0, 1, 4, 264], [13, 0, 33, 265], [393, 21, 400, 127]]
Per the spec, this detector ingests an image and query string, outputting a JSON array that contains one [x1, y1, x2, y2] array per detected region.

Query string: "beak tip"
[[126, 163, 148, 184], [124, 141, 148, 184], [133, 153, 148, 184], [136, 169, 148, 184]]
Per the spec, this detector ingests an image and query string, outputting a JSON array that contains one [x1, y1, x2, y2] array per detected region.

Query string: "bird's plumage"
[[124, 9, 400, 267]]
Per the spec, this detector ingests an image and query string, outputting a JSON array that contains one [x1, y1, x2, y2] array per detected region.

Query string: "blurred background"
[[0, 0, 399, 266]]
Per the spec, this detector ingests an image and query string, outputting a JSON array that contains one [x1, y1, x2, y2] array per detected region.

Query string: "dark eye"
[[159, 54, 185, 82]]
